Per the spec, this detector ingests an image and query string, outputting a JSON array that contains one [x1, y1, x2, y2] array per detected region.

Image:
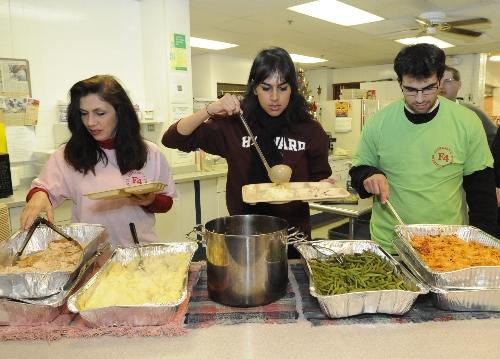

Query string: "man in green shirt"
[[349, 43, 499, 253]]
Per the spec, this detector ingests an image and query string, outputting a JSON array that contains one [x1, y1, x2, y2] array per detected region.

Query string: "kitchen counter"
[[0, 167, 229, 209], [3, 265, 499, 359]]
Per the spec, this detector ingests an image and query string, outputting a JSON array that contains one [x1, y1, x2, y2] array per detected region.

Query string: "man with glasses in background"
[[440, 66, 497, 145], [348, 43, 499, 254]]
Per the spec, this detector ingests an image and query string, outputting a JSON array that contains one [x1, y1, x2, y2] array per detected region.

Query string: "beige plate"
[[242, 182, 350, 205], [84, 182, 167, 200]]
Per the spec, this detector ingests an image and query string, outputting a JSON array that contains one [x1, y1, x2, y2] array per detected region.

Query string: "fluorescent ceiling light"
[[190, 37, 238, 50], [394, 36, 455, 49], [489, 53, 500, 62], [290, 54, 328, 63], [288, 0, 383, 26]]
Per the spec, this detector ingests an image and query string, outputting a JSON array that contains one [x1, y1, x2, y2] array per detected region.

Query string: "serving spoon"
[[385, 199, 415, 240], [238, 112, 292, 185]]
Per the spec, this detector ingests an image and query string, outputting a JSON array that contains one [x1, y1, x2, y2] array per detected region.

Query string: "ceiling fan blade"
[[445, 27, 483, 37], [445, 18, 490, 27]]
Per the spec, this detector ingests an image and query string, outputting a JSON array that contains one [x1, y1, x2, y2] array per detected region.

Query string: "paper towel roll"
[[10, 167, 20, 191]]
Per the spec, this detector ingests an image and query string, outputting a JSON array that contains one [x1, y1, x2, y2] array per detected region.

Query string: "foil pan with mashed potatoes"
[[0, 223, 107, 300], [67, 242, 197, 327]]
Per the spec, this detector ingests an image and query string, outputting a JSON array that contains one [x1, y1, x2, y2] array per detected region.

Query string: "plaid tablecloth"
[[290, 263, 500, 326], [184, 265, 298, 328]]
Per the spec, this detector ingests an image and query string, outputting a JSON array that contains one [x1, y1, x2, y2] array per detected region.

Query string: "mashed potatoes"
[[262, 185, 294, 200], [77, 252, 190, 309]]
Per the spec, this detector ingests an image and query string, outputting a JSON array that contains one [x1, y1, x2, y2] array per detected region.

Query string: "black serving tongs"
[[12, 216, 83, 266]]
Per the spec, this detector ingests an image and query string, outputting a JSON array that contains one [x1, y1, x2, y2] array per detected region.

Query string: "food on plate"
[[307, 185, 340, 197], [410, 234, 500, 271], [77, 251, 190, 309], [0, 238, 84, 274], [308, 251, 413, 295], [262, 185, 294, 200]]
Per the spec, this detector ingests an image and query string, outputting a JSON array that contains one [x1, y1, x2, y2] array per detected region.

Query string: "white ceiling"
[[189, 0, 500, 70]]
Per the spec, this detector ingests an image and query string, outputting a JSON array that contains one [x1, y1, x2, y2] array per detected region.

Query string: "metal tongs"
[[129, 222, 146, 271], [308, 241, 345, 264], [12, 216, 83, 266]]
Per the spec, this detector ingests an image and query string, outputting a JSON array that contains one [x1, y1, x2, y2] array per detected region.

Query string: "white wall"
[[1, 0, 146, 180], [486, 61, 500, 116], [192, 53, 252, 99]]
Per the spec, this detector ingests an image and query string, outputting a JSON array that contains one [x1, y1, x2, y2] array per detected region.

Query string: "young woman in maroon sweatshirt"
[[162, 47, 333, 258]]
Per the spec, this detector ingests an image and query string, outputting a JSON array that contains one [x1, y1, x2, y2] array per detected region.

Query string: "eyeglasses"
[[401, 83, 439, 97], [441, 78, 456, 85]]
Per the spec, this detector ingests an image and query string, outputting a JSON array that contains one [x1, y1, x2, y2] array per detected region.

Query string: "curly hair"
[[64, 75, 148, 175], [394, 43, 446, 83], [241, 47, 312, 125]]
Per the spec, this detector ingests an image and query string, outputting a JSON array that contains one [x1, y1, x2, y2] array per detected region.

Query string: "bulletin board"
[[0, 58, 32, 127]]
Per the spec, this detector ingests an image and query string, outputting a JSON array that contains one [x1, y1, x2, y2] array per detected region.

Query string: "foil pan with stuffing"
[[67, 242, 197, 327], [294, 240, 428, 319], [0, 244, 108, 326], [0, 223, 107, 299], [393, 224, 500, 289]]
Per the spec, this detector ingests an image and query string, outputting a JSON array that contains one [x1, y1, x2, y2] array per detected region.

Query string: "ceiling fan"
[[413, 12, 490, 37]]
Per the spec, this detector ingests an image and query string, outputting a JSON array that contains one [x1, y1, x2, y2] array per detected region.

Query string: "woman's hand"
[[363, 174, 390, 204], [206, 93, 241, 116], [320, 178, 336, 184], [130, 192, 156, 207], [20, 191, 53, 230]]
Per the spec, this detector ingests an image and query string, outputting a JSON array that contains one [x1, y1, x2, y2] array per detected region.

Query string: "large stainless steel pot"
[[186, 215, 305, 307]]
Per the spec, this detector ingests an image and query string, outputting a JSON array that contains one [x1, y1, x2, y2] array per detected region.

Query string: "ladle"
[[238, 113, 292, 185], [385, 199, 414, 240], [129, 222, 146, 272]]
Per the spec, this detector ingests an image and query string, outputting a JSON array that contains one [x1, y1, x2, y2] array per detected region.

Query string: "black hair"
[[393, 43, 446, 83], [64, 75, 148, 175], [241, 47, 312, 125]]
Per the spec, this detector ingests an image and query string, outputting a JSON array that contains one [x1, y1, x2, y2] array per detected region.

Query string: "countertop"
[[3, 319, 499, 359], [0, 166, 229, 209]]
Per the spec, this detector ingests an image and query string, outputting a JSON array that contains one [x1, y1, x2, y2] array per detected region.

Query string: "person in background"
[[440, 66, 498, 145], [162, 47, 333, 258], [490, 130, 500, 225], [21, 75, 178, 252], [349, 43, 499, 254]]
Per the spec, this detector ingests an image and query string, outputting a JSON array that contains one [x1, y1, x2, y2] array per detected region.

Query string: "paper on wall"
[[5, 125, 36, 162]]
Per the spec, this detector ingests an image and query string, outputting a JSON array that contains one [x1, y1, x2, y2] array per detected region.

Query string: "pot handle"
[[283, 227, 308, 245], [185, 224, 207, 245]]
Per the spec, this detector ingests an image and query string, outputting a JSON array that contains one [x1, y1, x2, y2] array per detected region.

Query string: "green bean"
[[308, 251, 417, 295]]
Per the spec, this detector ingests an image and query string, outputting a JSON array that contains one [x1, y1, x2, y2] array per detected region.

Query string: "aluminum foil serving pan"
[[392, 224, 500, 289], [0, 223, 107, 300], [0, 245, 106, 326], [294, 240, 428, 318], [395, 250, 500, 312], [67, 242, 197, 327]]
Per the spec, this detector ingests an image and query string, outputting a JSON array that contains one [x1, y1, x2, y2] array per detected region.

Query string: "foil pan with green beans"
[[294, 240, 428, 318]]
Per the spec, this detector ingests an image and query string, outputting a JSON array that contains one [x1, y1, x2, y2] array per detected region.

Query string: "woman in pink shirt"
[[21, 75, 178, 250]]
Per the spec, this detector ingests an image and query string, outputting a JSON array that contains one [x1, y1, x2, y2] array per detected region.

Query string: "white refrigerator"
[[321, 99, 385, 156]]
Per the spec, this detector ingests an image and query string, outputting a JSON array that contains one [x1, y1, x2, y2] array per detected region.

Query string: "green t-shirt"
[[352, 97, 493, 253]]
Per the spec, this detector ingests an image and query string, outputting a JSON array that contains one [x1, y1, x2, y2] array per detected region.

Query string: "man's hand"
[[363, 174, 390, 203]]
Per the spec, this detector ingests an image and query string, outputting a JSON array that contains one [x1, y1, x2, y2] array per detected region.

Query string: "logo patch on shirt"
[[432, 146, 454, 167], [126, 171, 148, 186]]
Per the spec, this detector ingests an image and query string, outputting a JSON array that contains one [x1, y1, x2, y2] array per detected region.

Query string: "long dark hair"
[[241, 47, 312, 125], [64, 75, 148, 175], [393, 43, 446, 83]]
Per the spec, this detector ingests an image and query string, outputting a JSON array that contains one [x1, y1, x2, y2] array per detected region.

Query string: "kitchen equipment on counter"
[[238, 113, 292, 185], [325, 131, 336, 156], [0, 153, 13, 198], [295, 239, 428, 318], [186, 215, 306, 307]]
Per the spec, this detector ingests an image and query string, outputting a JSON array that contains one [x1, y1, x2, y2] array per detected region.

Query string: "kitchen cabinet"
[[217, 175, 229, 217]]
